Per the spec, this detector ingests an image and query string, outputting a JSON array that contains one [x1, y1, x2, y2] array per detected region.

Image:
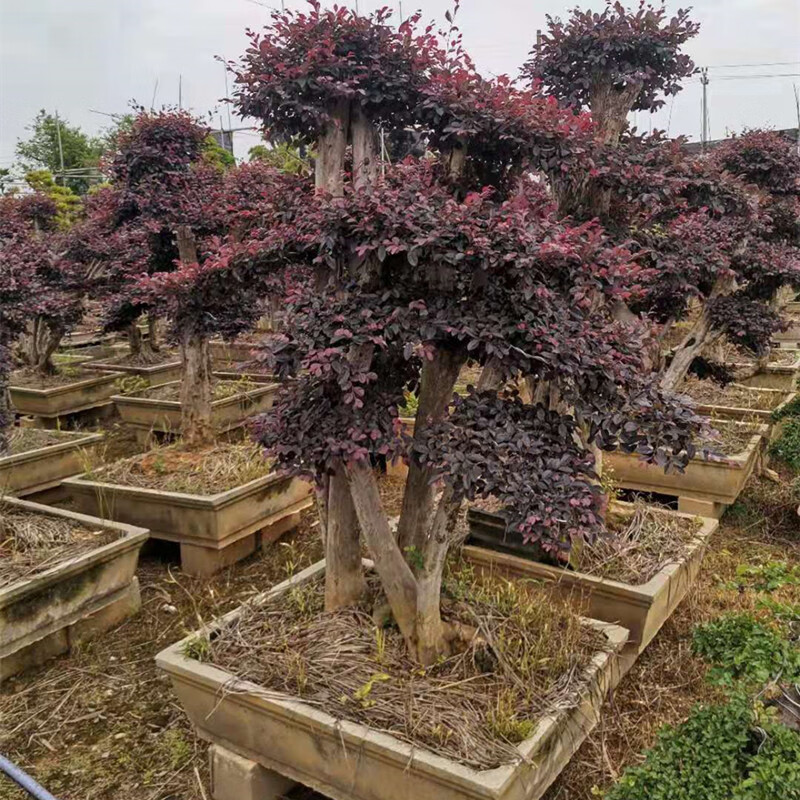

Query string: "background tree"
[[25, 170, 83, 229], [16, 110, 103, 194]]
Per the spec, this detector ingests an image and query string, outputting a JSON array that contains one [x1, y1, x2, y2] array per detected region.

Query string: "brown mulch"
[[96, 351, 179, 368]]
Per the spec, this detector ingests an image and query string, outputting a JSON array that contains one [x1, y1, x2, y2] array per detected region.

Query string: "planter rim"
[[156, 558, 628, 791], [111, 380, 280, 410], [0, 431, 104, 468], [84, 358, 181, 375], [466, 502, 719, 600], [0, 496, 148, 607], [695, 389, 795, 418], [729, 356, 800, 374], [9, 371, 125, 399], [63, 464, 291, 507]]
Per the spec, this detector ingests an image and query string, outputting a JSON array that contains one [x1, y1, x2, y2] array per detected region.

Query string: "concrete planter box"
[[84, 357, 183, 387], [773, 315, 800, 347], [463, 504, 718, 665], [212, 370, 276, 384], [604, 422, 768, 519], [9, 371, 125, 419], [210, 340, 264, 363], [157, 560, 628, 800], [736, 353, 800, 391], [111, 380, 280, 440], [58, 342, 122, 360], [0, 431, 104, 497], [0, 497, 147, 682], [64, 469, 312, 576], [692, 389, 795, 439]]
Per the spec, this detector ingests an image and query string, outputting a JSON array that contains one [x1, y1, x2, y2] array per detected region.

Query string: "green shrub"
[[605, 697, 752, 800], [606, 697, 800, 800], [723, 560, 800, 593], [692, 613, 800, 686], [769, 417, 800, 470]]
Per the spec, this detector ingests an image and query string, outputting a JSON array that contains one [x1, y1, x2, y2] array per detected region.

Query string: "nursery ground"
[[1, 473, 798, 800]]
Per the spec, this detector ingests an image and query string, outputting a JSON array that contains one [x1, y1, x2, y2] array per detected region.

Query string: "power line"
[[708, 60, 800, 69]]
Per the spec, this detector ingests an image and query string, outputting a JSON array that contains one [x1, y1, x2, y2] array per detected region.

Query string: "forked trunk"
[[345, 461, 420, 654], [397, 349, 466, 556], [29, 317, 64, 376], [324, 464, 365, 611], [660, 275, 736, 392], [179, 331, 214, 450]]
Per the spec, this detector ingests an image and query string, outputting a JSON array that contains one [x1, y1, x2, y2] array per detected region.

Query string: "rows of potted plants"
[[2, 3, 800, 799]]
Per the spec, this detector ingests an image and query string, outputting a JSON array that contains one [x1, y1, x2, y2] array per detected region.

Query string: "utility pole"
[[794, 84, 800, 156], [54, 110, 65, 186], [178, 74, 183, 110], [700, 67, 710, 152]]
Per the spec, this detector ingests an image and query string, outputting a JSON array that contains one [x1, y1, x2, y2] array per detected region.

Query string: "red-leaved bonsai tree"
[[231, 3, 705, 665], [524, 3, 800, 390]]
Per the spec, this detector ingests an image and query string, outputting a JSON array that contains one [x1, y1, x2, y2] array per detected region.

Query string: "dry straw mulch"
[[7, 427, 71, 455], [208, 568, 607, 771], [97, 443, 274, 495], [0, 507, 117, 589], [682, 376, 787, 411], [9, 368, 97, 389]]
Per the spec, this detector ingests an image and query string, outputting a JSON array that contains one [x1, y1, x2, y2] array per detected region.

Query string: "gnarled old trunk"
[[26, 317, 64, 375], [127, 321, 159, 363], [147, 313, 160, 352], [660, 274, 737, 392], [314, 98, 350, 197], [175, 225, 215, 450]]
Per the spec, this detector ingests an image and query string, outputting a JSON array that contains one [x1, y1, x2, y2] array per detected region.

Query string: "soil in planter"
[[96, 442, 273, 495], [0, 507, 118, 589], [698, 422, 761, 457], [473, 499, 702, 585], [681, 376, 786, 411], [711, 341, 799, 367], [205, 567, 608, 771], [133, 378, 259, 402], [6, 428, 72, 456], [10, 368, 98, 389], [98, 351, 178, 368]]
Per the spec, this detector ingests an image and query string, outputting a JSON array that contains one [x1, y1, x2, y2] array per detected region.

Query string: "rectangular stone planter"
[[0, 497, 148, 682], [463, 503, 718, 664], [212, 370, 276, 385], [84, 357, 183, 387], [736, 353, 800, 391], [0, 431, 104, 497], [210, 340, 264, 363], [64, 469, 312, 576], [604, 422, 768, 519], [9, 371, 125, 419], [773, 315, 800, 347], [692, 389, 795, 439], [111, 380, 280, 440], [157, 560, 628, 800]]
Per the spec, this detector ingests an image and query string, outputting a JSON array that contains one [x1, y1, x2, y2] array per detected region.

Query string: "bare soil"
[[96, 352, 179, 368], [9, 369, 99, 389]]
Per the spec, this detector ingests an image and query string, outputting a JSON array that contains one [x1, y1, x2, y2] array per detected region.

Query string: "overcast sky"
[[1, 0, 799, 172]]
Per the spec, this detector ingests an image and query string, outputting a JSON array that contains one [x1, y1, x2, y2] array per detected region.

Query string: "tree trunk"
[[589, 80, 643, 147], [148, 313, 160, 351], [415, 486, 462, 665], [315, 98, 351, 197], [661, 275, 737, 392], [477, 357, 504, 392], [324, 464, 365, 611], [397, 348, 466, 556], [179, 332, 214, 449], [351, 105, 380, 191], [345, 461, 419, 654], [175, 225, 215, 450], [30, 318, 63, 375]]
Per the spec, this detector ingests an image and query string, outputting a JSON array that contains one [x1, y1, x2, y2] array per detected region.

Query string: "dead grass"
[[682, 376, 787, 411], [573, 504, 702, 585], [137, 378, 259, 402], [97, 351, 179, 368], [96, 443, 273, 495], [0, 508, 117, 589], [208, 566, 606, 771], [9, 368, 98, 389], [6, 428, 71, 456], [711, 341, 800, 367], [699, 420, 762, 457]]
